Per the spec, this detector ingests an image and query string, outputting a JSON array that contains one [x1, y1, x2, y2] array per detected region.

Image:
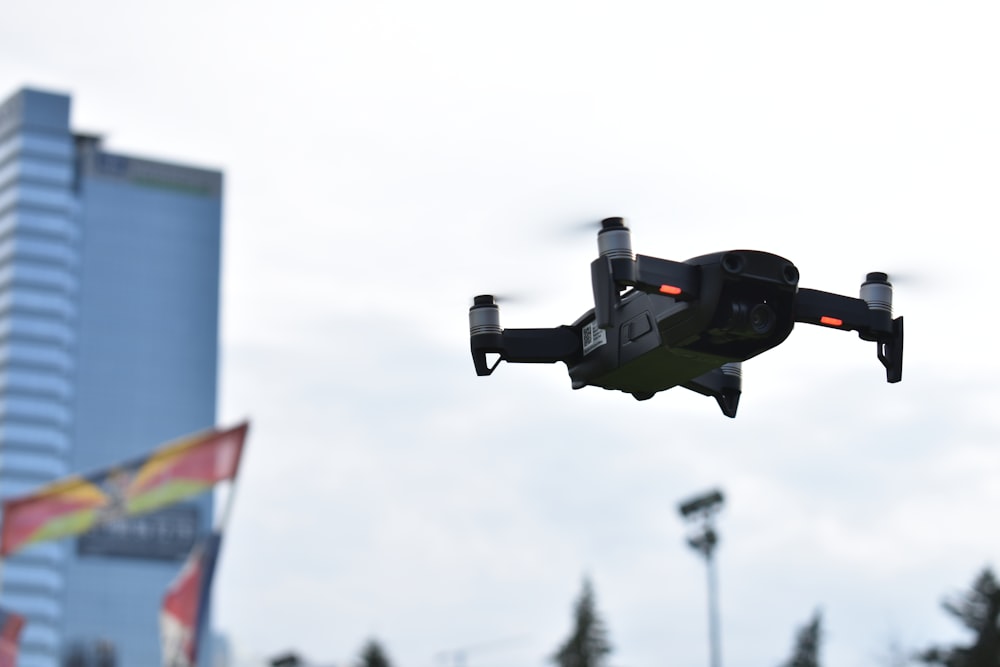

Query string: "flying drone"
[[468, 217, 903, 418]]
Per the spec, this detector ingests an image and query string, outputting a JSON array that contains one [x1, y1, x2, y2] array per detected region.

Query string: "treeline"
[[270, 567, 1000, 667], [775, 566, 1000, 667], [270, 639, 392, 667]]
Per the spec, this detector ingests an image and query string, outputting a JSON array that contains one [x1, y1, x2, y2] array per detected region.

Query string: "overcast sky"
[[3, 2, 1000, 666]]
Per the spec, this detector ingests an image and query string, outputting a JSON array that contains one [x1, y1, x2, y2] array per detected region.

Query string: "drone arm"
[[471, 326, 580, 376], [794, 288, 903, 383], [502, 327, 581, 362], [591, 254, 699, 329], [794, 289, 877, 332], [632, 255, 700, 298]]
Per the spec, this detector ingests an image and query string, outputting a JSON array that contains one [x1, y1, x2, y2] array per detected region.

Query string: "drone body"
[[469, 218, 903, 417]]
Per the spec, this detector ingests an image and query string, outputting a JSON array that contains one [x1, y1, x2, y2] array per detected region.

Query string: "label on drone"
[[582, 321, 607, 355]]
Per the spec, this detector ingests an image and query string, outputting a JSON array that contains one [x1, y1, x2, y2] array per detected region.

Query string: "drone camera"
[[725, 300, 777, 338]]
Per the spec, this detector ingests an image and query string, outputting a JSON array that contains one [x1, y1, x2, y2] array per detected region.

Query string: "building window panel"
[[0, 135, 18, 164], [17, 133, 73, 160], [19, 160, 73, 185], [0, 423, 71, 453], [3, 183, 75, 212], [1, 262, 77, 292], [0, 314, 75, 347], [0, 369, 73, 398], [0, 397, 72, 425], [0, 592, 61, 620], [0, 450, 67, 478], [20, 624, 61, 648], [20, 263, 77, 292], [1, 561, 63, 587], [0, 341, 74, 371], [0, 160, 73, 188], [0, 238, 77, 266], [0, 210, 78, 242], [0, 289, 76, 320]]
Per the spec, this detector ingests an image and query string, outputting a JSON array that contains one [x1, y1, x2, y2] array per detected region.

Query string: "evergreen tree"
[[920, 568, 1000, 667], [780, 610, 822, 667], [359, 638, 393, 667], [552, 577, 612, 667]]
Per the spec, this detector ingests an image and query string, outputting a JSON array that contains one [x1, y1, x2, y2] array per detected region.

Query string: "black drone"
[[468, 217, 903, 418]]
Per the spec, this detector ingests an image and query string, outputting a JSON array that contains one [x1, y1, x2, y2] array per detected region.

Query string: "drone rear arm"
[[500, 327, 581, 363], [471, 326, 581, 376], [794, 287, 904, 383]]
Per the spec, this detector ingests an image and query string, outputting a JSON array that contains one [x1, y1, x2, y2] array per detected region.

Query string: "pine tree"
[[359, 638, 393, 667], [780, 610, 822, 667], [553, 577, 613, 667], [920, 567, 1000, 667]]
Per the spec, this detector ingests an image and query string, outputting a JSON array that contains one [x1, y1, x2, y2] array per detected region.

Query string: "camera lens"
[[748, 303, 775, 334], [726, 301, 777, 337]]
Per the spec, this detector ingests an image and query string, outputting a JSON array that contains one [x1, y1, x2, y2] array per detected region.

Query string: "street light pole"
[[705, 534, 721, 667], [678, 490, 725, 667]]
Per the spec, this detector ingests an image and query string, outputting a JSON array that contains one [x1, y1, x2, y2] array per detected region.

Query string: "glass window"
[[0, 237, 78, 266], [7, 182, 75, 211], [0, 135, 21, 164], [0, 261, 77, 292], [0, 396, 72, 425], [19, 132, 73, 160], [0, 590, 61, 619], [0, 312, 75, 346], [0, 291, 74, 320], [11, 159, 74, 186], [12, 210, 78, 240], [0, 422, 70, 452], [0, 368, 73, 397], [0, 450, 68, 478], [0, 340, 74, 371]]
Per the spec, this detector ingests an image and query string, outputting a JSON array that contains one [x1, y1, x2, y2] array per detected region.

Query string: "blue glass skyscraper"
[[0, 88, 223, 667]]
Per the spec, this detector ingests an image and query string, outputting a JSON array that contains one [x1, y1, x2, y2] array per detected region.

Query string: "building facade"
[[0, 88, 223, 667]]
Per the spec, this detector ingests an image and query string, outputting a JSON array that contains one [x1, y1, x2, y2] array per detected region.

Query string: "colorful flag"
[[0, 422, 248, 556], [160, 532, 222, 667], [0, 608, 25, 667]]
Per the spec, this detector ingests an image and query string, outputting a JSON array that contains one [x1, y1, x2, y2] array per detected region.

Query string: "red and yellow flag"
[[0, 422, 248, 556]]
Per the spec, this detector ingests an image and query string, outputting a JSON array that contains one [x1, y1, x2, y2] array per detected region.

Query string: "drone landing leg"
[[877, 316, 904, 383], [681, 364, 743, 418]]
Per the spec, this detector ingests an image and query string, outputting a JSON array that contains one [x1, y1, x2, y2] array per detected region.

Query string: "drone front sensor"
[[468, 217, 904, 418]]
